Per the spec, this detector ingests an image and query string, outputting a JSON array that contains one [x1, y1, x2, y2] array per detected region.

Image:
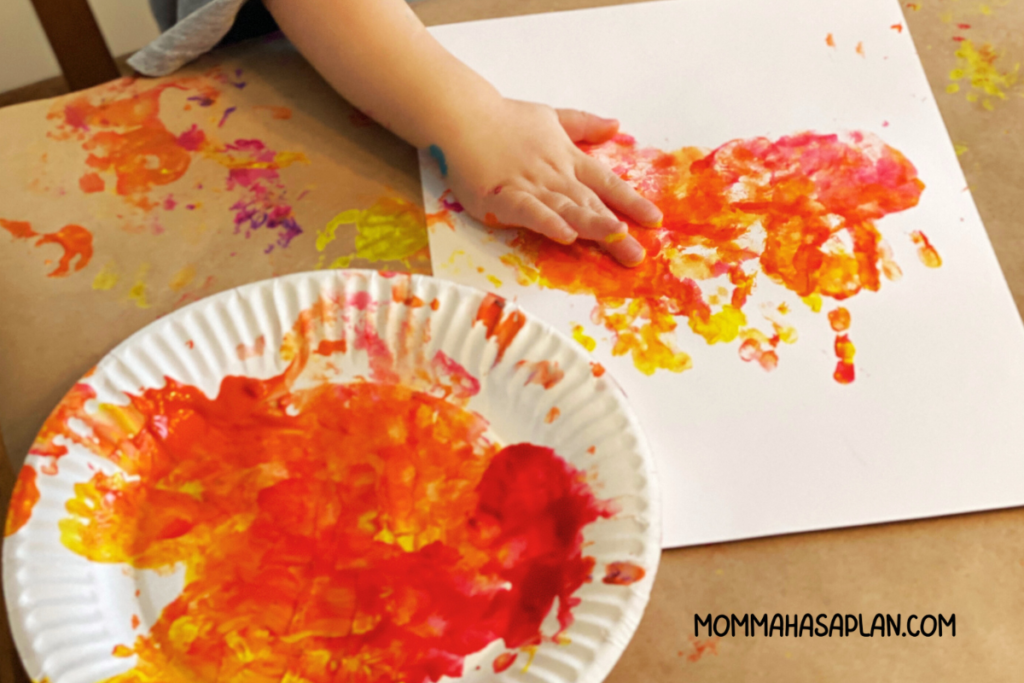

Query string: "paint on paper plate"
[[13, 282, 640, 683], [490, 132, 937, 383]]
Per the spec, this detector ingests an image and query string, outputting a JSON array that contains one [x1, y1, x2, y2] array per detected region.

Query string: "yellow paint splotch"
[[92, 263, 119, 291], [128, 264, 152, 309], [320, 197, 429, 270], [169, 265, 196, 292], [948, 40, 1019, 109]]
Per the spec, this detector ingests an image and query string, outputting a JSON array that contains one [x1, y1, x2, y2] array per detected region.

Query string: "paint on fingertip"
[[604, 232, 627, 244], [429, 145, 448, 177]]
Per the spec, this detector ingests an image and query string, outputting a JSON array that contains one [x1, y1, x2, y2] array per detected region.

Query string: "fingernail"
[[605, 232, 627, 244], [641, 214, 663, 229], [621, 241, 645, 267], [554, 229, 577, 245]]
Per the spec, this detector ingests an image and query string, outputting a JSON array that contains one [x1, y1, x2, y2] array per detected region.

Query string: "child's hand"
[[437, 99, 663, 267], [264, 0, 660, 266]]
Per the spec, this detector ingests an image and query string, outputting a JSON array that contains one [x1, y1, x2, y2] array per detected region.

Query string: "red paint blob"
[[492, 652, 518, 673], [602, 561, 646, 585]]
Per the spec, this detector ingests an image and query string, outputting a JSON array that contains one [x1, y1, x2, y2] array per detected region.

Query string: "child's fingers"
[[497, 191, 578, 245], [556, 109, 620, 144], [540, 190, 646, 267], [577, 156, 663, 228]]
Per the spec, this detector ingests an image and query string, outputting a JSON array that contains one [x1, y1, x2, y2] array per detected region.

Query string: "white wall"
[[0, 0, 161, 93]]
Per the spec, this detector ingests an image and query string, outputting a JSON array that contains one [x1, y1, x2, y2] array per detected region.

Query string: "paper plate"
[[3, 270, 659, 683]]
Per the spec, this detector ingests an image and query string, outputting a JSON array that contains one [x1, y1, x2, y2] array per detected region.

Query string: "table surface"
[[1, 0, 1023, 680]]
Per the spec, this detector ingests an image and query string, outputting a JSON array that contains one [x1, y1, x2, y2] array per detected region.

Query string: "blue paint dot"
[[429, 144, 448, 177]]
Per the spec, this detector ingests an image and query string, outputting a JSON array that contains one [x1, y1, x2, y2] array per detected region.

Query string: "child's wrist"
[[416, 75, 504, 155]]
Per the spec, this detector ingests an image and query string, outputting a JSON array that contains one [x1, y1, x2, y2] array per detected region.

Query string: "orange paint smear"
[[474, 294, 527, 365], [516, 359, 565, 389], [502, 132, 925, 383], [79, 172, 105, 193], [235, 335, 266, 360], [828, 307, 851, 332], [910, 230, 942, 267], [315, 339, 348, 356], [425, 190, 458, 230], [826, 33, 836, 48], [51, 79, 216, 201], [49, 74, 308, 249], [37, 291, 618, 683], [834, 333, 856, 384], [686, 635, 720, 663], [1, 219, 93, 277], [590, 362, 606, 377], [545, 407, 561, 423], [602, 561, 646, 585], [391, 276, 426, 307], [5, 466, 40, 536], [255, 105, 293, 119], [492, 651, 519, 673]]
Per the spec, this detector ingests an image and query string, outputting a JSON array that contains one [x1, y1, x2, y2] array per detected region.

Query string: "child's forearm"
[[265, 0, 663, 266], [263, 0, 500, 150]]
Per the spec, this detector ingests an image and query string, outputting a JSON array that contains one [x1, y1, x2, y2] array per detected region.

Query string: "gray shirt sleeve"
[[129, 0, 249, 77]]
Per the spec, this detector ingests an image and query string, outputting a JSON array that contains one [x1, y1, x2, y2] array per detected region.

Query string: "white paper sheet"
[[420, 0, 1024, 548]]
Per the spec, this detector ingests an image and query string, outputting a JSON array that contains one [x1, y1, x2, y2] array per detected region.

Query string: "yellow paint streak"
[[598, 300, 692, 375], [688, 305, 746, 345], [317, 210, 360, 252], [169, 265, 196, 292], [571, 324, 597, 352], [92, 263, 119, 291], [321, 198, 428, 267], [948, 40, 1019, 108], [801, 293, 823, 312], [128, 264, 151, 309]]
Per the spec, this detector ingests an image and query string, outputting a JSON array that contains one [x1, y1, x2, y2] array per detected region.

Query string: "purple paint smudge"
[[219, 107, 238, 128], [441, 196, 464, 213]]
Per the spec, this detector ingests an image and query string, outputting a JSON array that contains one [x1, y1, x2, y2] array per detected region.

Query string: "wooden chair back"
[[29, 0, 120, 91]]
